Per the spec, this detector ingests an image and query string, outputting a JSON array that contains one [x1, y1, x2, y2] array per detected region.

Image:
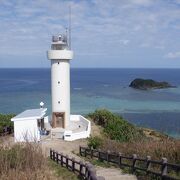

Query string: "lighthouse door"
[[53, 112, 65, 128]]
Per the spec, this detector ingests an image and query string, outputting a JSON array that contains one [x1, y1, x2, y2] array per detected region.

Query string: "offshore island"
[[129, 78, 176, 90]]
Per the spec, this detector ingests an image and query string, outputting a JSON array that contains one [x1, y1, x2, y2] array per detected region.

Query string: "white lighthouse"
[[10, 28, 91, 142], [47, 34, 73, 129]]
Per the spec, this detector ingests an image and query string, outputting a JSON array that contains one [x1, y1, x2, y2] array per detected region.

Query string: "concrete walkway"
[[41, 137, 137, 180]]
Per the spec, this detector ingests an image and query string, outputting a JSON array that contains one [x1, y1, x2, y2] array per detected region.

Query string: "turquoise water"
[[0, 68, 180, 138]]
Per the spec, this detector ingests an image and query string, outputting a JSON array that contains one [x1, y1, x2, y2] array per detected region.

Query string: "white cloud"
[[130, 0, 153, 6], [165, 51, 180, 59], [120, 40, 130, 45], [0, 0, 180, 67]]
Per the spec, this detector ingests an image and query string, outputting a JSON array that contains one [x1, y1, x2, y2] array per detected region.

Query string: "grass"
[[101, 138, 180, 164], [0, 114, 14, 133], [87, 109, 144, 142], [87, 109, 180, 164], [0, 141, 80, 180], [48, 160, 80, 180], [86, 109, 180, 179]]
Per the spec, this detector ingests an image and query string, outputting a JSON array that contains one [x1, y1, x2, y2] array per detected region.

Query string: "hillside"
[[87, 109, 180, 165]]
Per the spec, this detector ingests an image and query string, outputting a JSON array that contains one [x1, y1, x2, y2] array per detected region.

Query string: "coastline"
[[0, 68, 180, 138]]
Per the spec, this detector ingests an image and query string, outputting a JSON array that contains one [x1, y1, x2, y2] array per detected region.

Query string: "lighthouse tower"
[[47, 34, 73, 129]]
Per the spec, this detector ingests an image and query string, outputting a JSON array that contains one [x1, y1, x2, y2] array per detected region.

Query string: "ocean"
[[0, 68, 180, 138]]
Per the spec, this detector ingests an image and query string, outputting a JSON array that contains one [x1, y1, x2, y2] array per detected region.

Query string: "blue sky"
[[0, 0, 180, 68]]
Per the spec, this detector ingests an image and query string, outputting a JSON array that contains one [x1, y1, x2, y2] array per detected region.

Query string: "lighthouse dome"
[[51, 34, 68, 50]]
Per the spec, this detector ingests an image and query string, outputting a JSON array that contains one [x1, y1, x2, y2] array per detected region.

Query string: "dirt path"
[[41, 137, 137, 180]]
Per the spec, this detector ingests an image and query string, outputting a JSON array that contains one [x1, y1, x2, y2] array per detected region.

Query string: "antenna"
[[69, 6, 71, 50]]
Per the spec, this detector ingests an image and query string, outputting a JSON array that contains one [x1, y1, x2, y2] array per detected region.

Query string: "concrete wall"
[[51, 59, 70, 128], [14, 119, 40, 142], [64, 115, 91, 141]]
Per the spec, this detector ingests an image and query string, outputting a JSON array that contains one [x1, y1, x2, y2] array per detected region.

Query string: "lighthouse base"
[[50, 115, 91, 141]]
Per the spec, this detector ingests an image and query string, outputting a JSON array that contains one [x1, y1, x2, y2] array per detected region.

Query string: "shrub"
[[87, 109, 116, 127], [88, 136, 103, 149], [0, 114, 15, 132], [0, 142, 68, 180], [88, 109, 144, 142], [101, 138, 180, 164]]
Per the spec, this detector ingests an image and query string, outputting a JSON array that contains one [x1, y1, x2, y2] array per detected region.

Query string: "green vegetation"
[[0, 114, 15, 133], [129, 78, 174, 90], [87, 136, 103, 149], [88, 109, 144, 142], [87, 109, 180, 165], [0, 141, 79, 180], [101, 138, 180, 164], [86, 109, 180, 179], [48, 160, 80, 180]]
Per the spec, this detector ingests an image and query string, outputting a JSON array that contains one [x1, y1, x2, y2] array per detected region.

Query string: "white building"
[[11, 33, 91, 142], [47, 34, 73, 128], [11, 108, 47, 142], [47, 34, 91, 141]]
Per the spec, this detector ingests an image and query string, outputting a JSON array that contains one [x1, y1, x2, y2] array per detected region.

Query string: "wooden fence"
[[50, 149, 105, 180], [80, 146, 180, 180], [0, 126, 13, 136]]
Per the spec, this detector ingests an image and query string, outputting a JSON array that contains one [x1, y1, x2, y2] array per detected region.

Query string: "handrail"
[[79, 146, 180, 180], [50, 149, 105, 180]]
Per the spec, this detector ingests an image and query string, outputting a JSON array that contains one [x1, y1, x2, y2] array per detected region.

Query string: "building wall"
[[51, 59, 70, 128], [64, 115, 91, 141], [14, 119, 39, 142]]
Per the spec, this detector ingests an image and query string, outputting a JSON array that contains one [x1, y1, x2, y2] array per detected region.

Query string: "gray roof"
[[11, 108, 47, 121]]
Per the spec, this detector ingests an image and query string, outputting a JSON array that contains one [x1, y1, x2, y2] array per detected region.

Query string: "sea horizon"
[[1, 67, 180, 69], [0, 68, 180, 138]]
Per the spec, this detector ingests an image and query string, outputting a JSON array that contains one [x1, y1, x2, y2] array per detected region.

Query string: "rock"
[[129, 78, 176, 90]]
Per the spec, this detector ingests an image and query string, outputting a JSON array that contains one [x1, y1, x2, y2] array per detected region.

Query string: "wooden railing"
[[79, 146, 180, 180], [50, 149, 105, 180], [0, 126, 13, 136]]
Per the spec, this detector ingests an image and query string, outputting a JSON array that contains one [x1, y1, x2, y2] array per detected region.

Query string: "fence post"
[[89, 167, 96, 180], [107, 150, 110, 163], [98, 150, 101, 161], [118, 152, 122, 167], [161, 158, 167, 179], [132, 154, 137, 173], [85, 148, 87, 157], [61, 153, 63, 166], [87, 163, 95, 180], [79, 146, 82, 156], [66, 155, 69, 169], [56, 152, 59, 164], [85, 163, 89, 179], [50, 149, 52, 159], [79, 161, 83, 177], [146, 156, 151, 174], [53, 150, 55, 161], [91, 148, 93, 158], [72, 158, 75, 172]]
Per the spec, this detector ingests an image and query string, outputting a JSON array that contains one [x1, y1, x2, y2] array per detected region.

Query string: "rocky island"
[[129, 78, 175, 90]]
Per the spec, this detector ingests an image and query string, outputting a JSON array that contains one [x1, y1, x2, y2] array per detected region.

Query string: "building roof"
[[11, 108, 47, 121]]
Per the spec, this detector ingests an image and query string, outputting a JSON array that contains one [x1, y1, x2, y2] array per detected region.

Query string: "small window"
[[58, 62, 59, 64], [58, 81, 60, 84], [65, 135, 71, 137], [58, 101, 60, 104]]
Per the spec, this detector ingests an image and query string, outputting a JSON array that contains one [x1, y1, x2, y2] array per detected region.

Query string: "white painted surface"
[[44, 116, 49, 123], [47, 50, 73, 60], [64, 115, 91, 141], [11, 108, 47, 142], [51, 59, 70, 128], [70, 115, 80, 121], [14, 119, 40, 142], [47, 47, 73, 128], [11, 108, 47, 121]]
